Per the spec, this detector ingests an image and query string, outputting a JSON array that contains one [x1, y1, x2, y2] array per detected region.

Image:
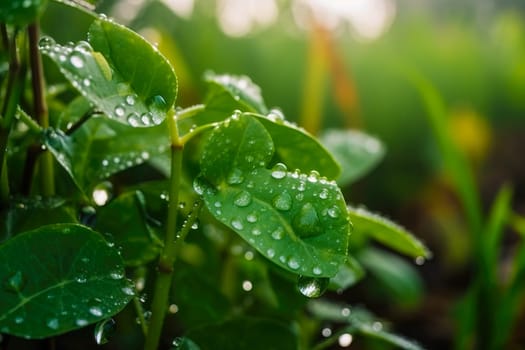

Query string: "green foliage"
[[0, 4, 431, 350]]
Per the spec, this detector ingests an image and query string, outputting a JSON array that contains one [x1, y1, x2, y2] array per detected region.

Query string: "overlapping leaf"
[[195, 114, 350, 277], [40, 17, 177, 127], [44, 114, 168, 194], [348, 206, 430, 259], [0, 224, 134, 338], [320, 129, 385, 186]]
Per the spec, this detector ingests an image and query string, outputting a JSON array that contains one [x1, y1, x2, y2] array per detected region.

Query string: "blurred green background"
[[39, 0, 525, 348]]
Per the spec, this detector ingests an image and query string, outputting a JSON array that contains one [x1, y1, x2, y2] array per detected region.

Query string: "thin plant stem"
[[28, 22, 55, 196], [133, 296, 149, 336], [175, 104, 205, 121], [144, 108, 184, 350], [16, 106, 43, 133]]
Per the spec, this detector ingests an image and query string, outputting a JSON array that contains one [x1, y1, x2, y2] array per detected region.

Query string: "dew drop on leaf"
[[69, 54, 84, 68], [121, 285, 135, 296], [76, 319, 89, 327], [271, 163, 287, 179], [227, 168, 244, 185], [125, 94, 136, 106], [246, 213, 258, 223], [293, 203, 322, 237], [94, 318, 116, 345], [89, 306, 103, 317], [233, 190, 252, 207], [193, 175, 215, 196], [127, 112, 141, 127], [266, 249, 275, 258], [38, 36, 55, 49], [4, 271, 25, 293], [231, 218, 244, 230], [327, 206, 340, 218], [287, 257, 300, 270], [46, 318, 59, 330], [297, 276, 329, 298], [272, 192, 292, 211], [308, 170, 320, 183], [114, 105, 125, 118], [92, 181, 113, 206], [271, 227, 285, 240]]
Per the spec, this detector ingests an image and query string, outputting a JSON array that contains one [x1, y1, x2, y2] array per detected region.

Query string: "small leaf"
[[44, 116, 168, 193], [0, 0, 47, 25], [186, 318, 297, 350], [0, 224, 133, 338], [255, 113, 341, 180], [40, 17, 177, 127], [94, 191, 162, 266], [197, 114, 350, 277], [320, 129, 385, 186], [204, 72, 268, 114], [348, 206, 430, 259]]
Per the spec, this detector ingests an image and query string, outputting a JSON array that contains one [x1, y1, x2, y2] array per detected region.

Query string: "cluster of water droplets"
[[209, 74, 263, 105], [97, 149, 153, 179]]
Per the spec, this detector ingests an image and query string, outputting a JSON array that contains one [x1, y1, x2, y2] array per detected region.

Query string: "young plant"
[[0, 2, 430, 349]]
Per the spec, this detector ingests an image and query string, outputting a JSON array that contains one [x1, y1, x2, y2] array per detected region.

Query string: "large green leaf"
[[0, 224, 134, 338], [255, 114, 341, 180], [40, 17, 177, 127], [94, 191, 162, 266], [195, 114, 350, 277], [0, 0, 47, 25], [186, 318, 297, 350], [44, 115, 168, 193], [348, 206, 430, 259], [320, 129, 385, 186]]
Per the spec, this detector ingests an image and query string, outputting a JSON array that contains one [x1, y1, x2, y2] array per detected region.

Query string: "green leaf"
[[204, 72, 268, 114], [1, 196, 77, 241], [358, 248, 423, 307], [320, 129, 385, 186], [254, 114, 341, 180], [0, 0, 48, 25], [44, 116, 168, 193], [172, 337, 201, 350], [348, 206, 430, 259], [0, 224, 134, 339], [40, 17, 177, 127], [186, 317, 298, 350], [329, 256, 365, 291], [94, 191, 162, 266], [196, 114, 350, 277]]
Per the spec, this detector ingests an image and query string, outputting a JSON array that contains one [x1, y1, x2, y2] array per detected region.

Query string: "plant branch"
[[175, 104, 205, 121], [144, 108, 184, 350], [28, 22, 55, 196], [65, 109, 103, 135]]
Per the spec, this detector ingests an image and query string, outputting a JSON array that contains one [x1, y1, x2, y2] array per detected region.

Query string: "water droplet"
[[89, 306, 103, 317], [114, 105, 125, 118], [338, 333, 353, 347], [313, 267, 322, 275], [82, 78, 91, 87], [92, 181, 113, 206], [246, 213, 258, 223], [193, 176, 214, 196], [322, 327, 332, 337], [327, 206, 340, 218], [125, 94, 136, 106], [109, 271, 124, 280], [234, 191, 252, 207], [121, 286, 135, 296], [287, 257, 300, 270], [69, 54, 84, 68], [46, 318, 59, 330], [140, 113, 152, 125], [251, 228, 261, 236], [76, 319, 88, 327], [341, 307, 351, 317], [272, 192, 292, 211], [231, 218, 244, 230], [271, 163, 287, 179], [308, 170, 320, 183], [141, 151, 149, 160], [271, 227, 285, 240], [297, 276, 329, 298], [415, 256, 426, 265], [267, 108, 285, 122], [75, 41, 93, 53], [94, 318, 116, 345], [293, 203, 322, 237], [372, 322, 383, 331], [75, 275, 87, 283], [266, 249, 275, 258], [242, 280, 253, 291], [297, 181, 306, 192], [15, 316, 24, 324], [127, 112, 141, 127], [227, 168, 244, 185], [168, 304, 179, 314], [4, 271, 25, 293], [319, 189, 329, 199], [38, 36, 55, 49]]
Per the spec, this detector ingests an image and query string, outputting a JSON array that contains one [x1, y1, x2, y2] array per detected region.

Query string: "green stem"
[[144, 109, 184, 350], [0, 29, 25, 205], [133, 296, 149, 336], [28, 22, 54, 196], [175, 104, 205, 120], [16, 107, 43, 134]]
